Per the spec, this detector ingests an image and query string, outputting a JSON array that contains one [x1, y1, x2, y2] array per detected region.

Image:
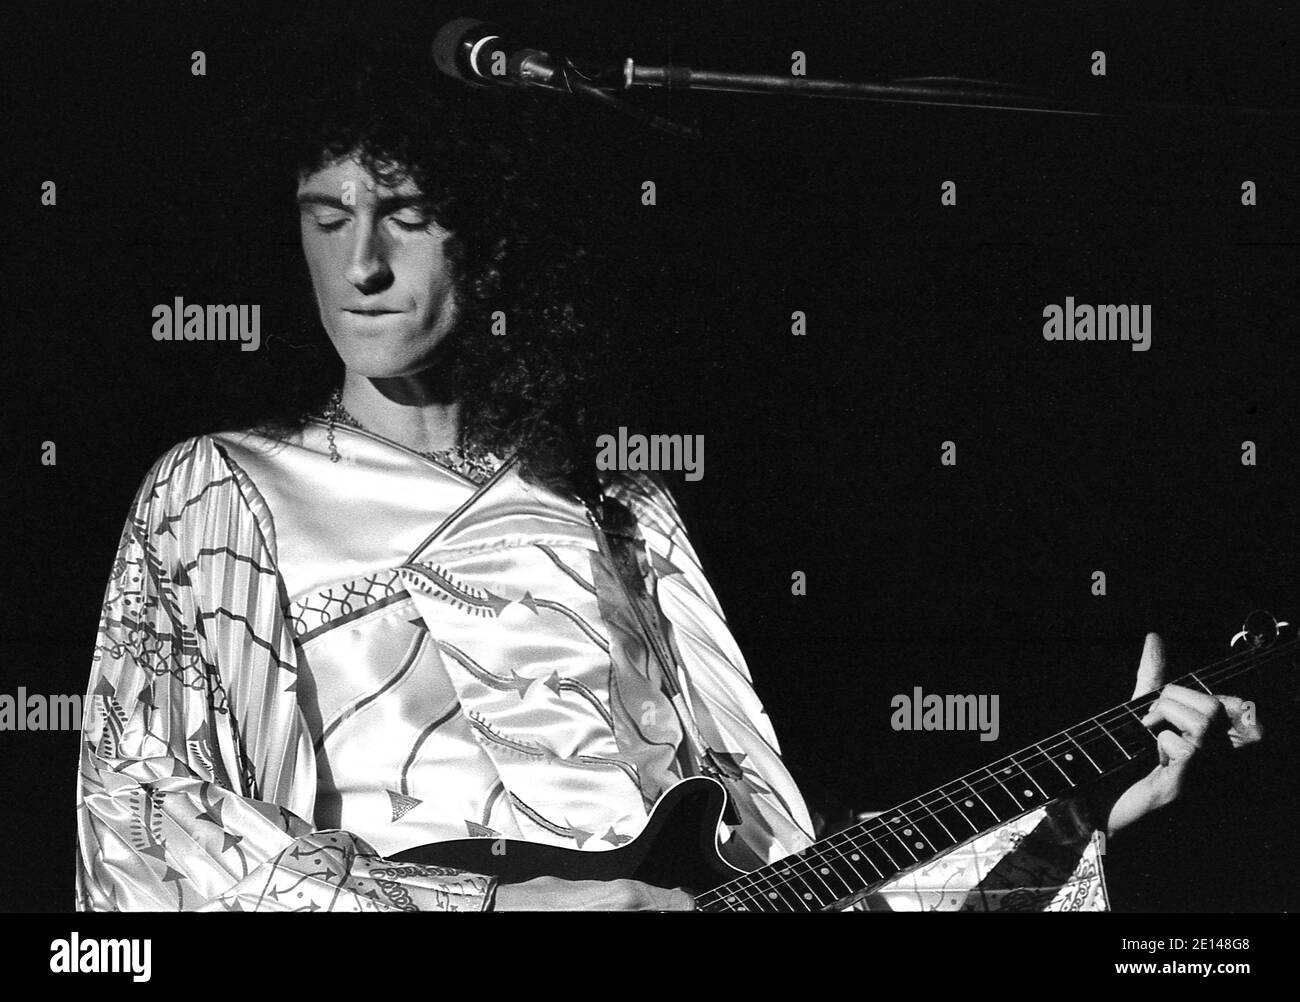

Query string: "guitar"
[[393, 611, 1293, 911]]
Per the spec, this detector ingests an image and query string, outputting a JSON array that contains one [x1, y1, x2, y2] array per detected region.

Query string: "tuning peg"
[[1230, 609, 1282, 650]]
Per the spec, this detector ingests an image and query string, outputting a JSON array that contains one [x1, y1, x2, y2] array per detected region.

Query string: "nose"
[[344, 222, 393, 294]]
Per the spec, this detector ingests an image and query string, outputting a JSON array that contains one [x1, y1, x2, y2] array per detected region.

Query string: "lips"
[[344, 308, 400, 315]]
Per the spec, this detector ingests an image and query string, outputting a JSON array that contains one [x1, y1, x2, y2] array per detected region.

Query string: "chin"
[[332, 337, 447, 380]]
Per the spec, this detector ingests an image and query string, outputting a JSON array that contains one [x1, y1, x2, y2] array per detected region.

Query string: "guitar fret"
[[878, 814, 923, 864], [982, 763, 1027, 817], [1019, 745, 1076, 800], [891, 807, 939, 859], [1063, 731, 1104, 776], [957, 776, 1002, 828], [1095, 718, 1134, 759], [833, 834, 886, 890], [1008, 752, 1049, 805], [1074, 725, 1132, 770], [1038, 742, 1074, 784], [935, 782, 982, 836], [761, 865, 810, 912], [935, 784, 982, 836], [735, 885, 772, 913], [696, 638, 1292, 912], [715, 881, 762, 913], [754, 871, 804, 912], [812, 852, 860, 904], [730, 868, 798, 912], [798, 852, 844, 904], [719, 863, 773, 912], [768, 854, 830, 910], [858, 825, 903, 876], [767, 849, 855, 909], [723, 873, 764, 912], [925, 800, 967, 847], [941, 784, 977, 831], [914, 792, 961, 846]]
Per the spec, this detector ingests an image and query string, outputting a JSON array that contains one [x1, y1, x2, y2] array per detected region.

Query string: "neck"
[[339, 369, 461, 453]]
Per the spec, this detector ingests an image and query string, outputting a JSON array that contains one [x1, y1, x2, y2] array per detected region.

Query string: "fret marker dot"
[[1024, 790, 1034, 797], [964, 800, 974, 808], [726, 896, 737, 903], [1064, 753, 1074, 761], [769, 891, 779, 899], [903, 828, 912, 836], [1003, 768, 1012, 775], [820, 867, 830, 875], [850, 853, 861, 861], [804, 892, 813, 900]]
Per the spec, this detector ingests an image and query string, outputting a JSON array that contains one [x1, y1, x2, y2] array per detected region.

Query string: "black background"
[[2, 0, 1297, 912]]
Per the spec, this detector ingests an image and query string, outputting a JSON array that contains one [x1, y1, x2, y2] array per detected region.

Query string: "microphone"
[[433, 18, 564, 90], [433, 17, 700, 136]]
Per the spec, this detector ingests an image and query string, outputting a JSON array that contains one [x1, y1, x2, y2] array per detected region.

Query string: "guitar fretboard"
[[697, 634, 1292, 912]]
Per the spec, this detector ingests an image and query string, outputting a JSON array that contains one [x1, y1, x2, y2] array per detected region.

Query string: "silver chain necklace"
[[320, 388, 504, 485]]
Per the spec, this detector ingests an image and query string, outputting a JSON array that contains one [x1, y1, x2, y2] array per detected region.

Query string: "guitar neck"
[[697, 631, 1294, 912]]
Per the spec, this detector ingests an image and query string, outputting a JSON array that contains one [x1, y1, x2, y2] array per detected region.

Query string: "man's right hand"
[[492, 876, 695, 911]]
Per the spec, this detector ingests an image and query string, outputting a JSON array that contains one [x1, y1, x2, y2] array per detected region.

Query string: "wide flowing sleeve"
[[606, 471, 819, 867], [76, 436, 496, 912]]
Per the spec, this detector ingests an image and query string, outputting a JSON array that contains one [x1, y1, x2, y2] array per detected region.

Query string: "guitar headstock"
[[1228, 610, 1300, 713], [1229, 609, 1293, 651]]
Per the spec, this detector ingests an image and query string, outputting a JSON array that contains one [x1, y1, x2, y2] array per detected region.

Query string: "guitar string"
[[707, 699, 1154, 913], [704, 642, 1289, 911], [698, 638, 1293, 911], [703, 648, 1273, 912], [715, 700, 1150, 912], [704, 644, 1285, 912]]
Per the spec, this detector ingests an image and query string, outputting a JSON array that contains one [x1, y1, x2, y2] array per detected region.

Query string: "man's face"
[[297, 155, 459, 378]]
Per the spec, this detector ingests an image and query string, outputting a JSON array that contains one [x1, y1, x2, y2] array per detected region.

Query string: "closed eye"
[[308, 214, 348, 232], [389, 212, 432, 231]]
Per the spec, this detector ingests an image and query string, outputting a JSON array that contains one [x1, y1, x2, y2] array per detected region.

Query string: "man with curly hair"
[[75, 41, 1261, 913]]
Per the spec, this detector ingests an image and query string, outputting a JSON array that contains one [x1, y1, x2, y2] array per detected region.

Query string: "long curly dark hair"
[[205, 31, 632, 502]]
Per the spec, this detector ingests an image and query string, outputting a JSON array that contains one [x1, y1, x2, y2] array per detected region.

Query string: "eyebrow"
[[295, 192, 428, 212]]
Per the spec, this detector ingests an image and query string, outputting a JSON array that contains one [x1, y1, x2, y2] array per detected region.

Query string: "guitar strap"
[[588, 493, 746, 824]]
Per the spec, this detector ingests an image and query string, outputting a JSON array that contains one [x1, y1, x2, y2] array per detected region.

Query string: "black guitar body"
[[391, 776, 742, 893]]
